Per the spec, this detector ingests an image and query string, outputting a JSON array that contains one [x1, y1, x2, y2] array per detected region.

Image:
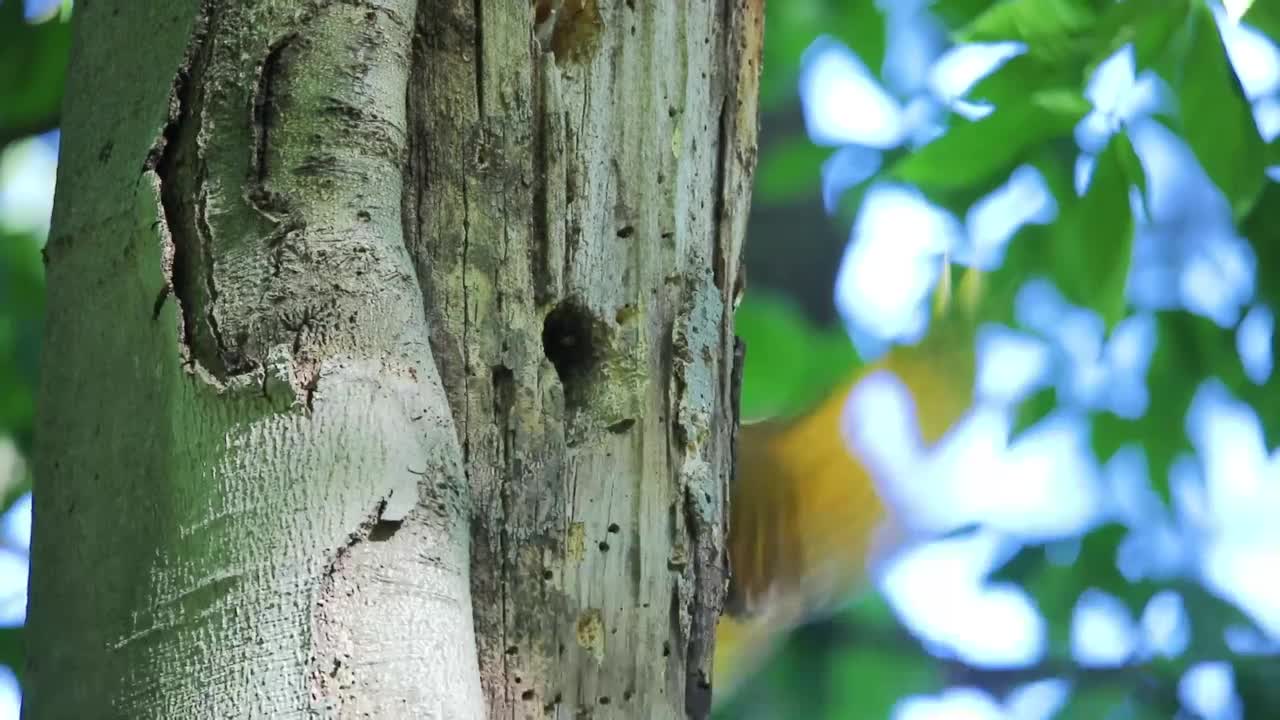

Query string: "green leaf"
[[997, 522, 1262, 662], [1012, 386, 1059, 439], [0, 227, 44, 451], [1092, 0, 1191, 71], [0, 626, 22, 686], [930, 0, 997, 32], [735, 290, 860, 420], [1057, 688, 1169, 720], [761, 0, 886, 113], [958, 0, 1099, 63], [1155, 2, 1267, 221], [824, 644, 941, 718], [1033, 87, 1094, 119], [889, 96, 1086, 195], [1049, 132, 1136, 328], [995, 524, 1133, 656], [754, 136, 832, 206], [1094, 309, 1280, 501], [1235, 657, 1280, 718], [0, 2, 71, 147], [966, 51, 1081, 111], [1244, 0, 1280, 42], [1243, 176, 1280, 314]]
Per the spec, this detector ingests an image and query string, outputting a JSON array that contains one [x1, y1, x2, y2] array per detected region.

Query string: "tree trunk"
[[26, 1, 760, 718]]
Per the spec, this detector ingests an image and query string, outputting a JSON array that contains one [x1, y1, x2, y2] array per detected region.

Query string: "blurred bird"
[[713, 268, 983, 704]]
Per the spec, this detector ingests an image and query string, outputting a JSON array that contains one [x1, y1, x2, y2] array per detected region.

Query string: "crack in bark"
[[710, 99, 730, 294], [531, 61, 553, 305], [682, 484, 716, 720], [472, 0, 485, 118], [460, 181, 473, 467], [724, 337, 748, 619], [150, 0, 233, 377], [250, 33, 310, 291], [249, 32, 298, 218], [491, 363, 516, 714]]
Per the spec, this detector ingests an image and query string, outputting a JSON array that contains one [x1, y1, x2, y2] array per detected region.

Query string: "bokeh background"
[[3, 0, 1280, 718]]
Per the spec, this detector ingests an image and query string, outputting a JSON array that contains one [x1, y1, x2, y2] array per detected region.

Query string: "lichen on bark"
[[406, 2, 761, 718], [30, 0, 483, 717], [28, 0, 760, 717]]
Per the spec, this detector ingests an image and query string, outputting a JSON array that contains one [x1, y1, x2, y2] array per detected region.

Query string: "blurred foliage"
[[759, 0, 887, 114], [730, 0, 1280, 718], [0, 0, 65, 698], [0, 0, 69, 150], [0, 226, 43, 454], [737, 291, 860, 421], [752, 0, 888, 210]]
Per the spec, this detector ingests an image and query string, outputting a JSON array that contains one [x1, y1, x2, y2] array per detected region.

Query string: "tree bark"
[[26, 1, 759, 718]]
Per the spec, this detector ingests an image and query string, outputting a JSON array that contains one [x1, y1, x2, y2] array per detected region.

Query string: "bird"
[[712, 268, 982, 705]]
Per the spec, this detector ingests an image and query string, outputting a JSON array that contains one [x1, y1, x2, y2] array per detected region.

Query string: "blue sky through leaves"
[[796, 1, 1280, 717]]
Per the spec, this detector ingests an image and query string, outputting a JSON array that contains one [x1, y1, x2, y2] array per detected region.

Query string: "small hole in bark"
[[522, 689, 535, 700], [505, 645, 518, 655], [542, 569, 554, 580], [662, 642, 670, 657], [368, 519, 401, 541], [598, 696, 611, 706], [607, 522, 620, 533], [623, 689, 634, 701], [356, 210, 371, 222], [542, 300, 600, 392], [598, 541, 610, 552], [616, 225, 634, 238]]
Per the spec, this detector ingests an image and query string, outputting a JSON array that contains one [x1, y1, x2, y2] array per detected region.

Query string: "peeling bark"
[[27, 1, 760, 718]]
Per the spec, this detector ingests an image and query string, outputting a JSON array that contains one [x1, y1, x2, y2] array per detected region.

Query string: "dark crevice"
[[492, 365, 515, 424], [151, 286, 171, 321], [541, 300, 602, 409], [542, 300, 597, 377], [194, 184, 246, 374], [368, 519, 402, 542], [401, 24, 428, 301], [531, 61, 553, 305], [606, 418, 635, 434], [709, 99, 730, 293], [562, 115, 579, 289], [460, 180, 473, 450], [249, 33, 298, 216], [724, 336, 747, 616], [682, 482, 716, 720], [472, 0, 484, 117], [492, 361, 516, 713], [153, 3, 229, 376], [369, 493, 404, 541]]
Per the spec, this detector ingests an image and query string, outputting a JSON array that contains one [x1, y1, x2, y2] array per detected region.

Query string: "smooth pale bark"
[[27, 1, 759, 718]]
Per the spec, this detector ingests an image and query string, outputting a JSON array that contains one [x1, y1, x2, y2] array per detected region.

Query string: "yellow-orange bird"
[[713, 274, 980, 704]]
